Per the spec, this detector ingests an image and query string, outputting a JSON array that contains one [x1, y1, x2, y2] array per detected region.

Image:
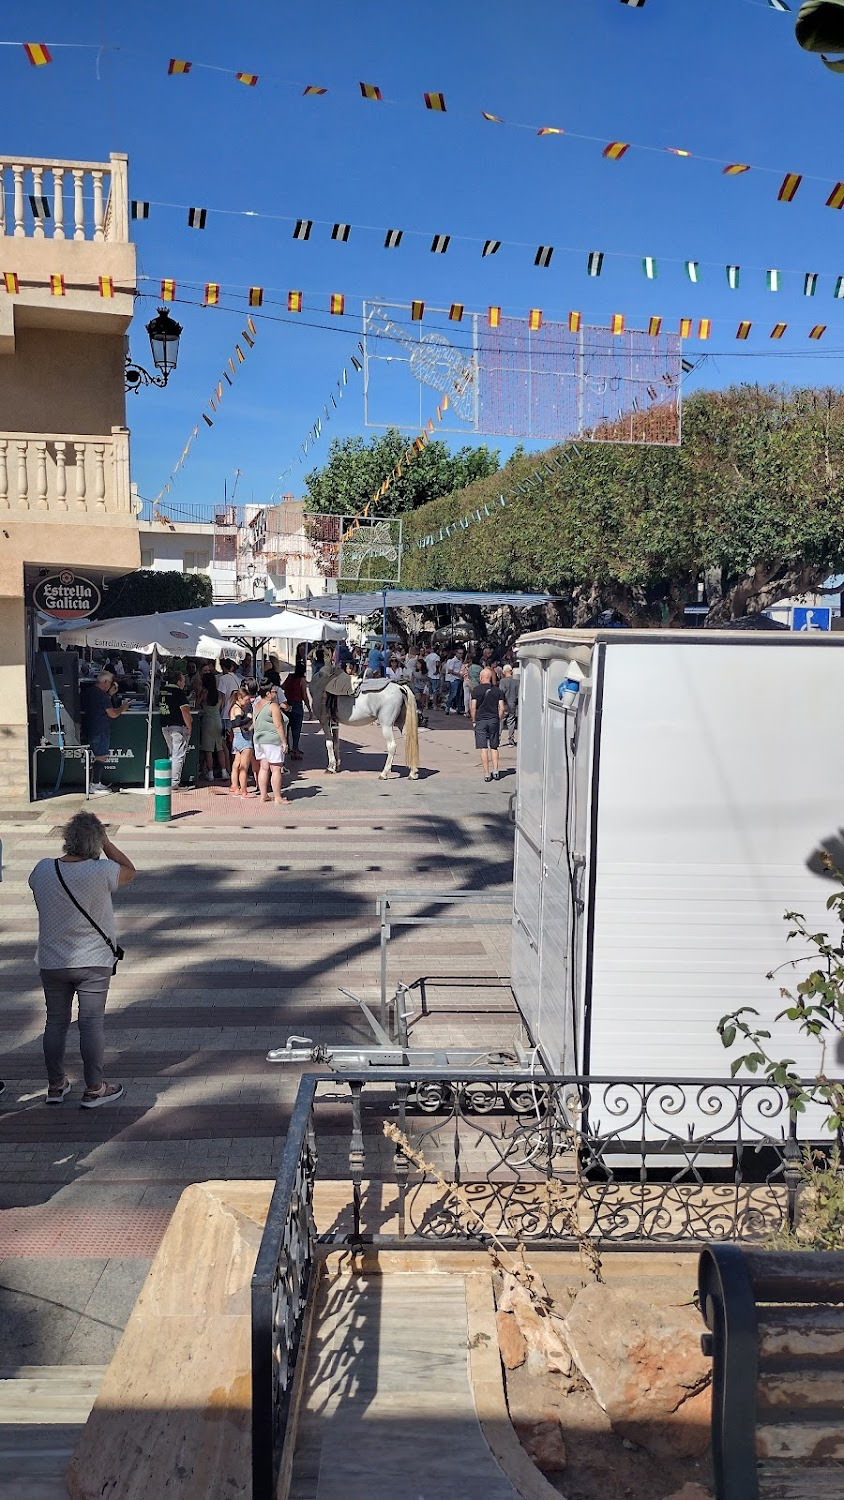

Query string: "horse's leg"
[[379, 720, 397, 779], [334, 723, 341, 773]]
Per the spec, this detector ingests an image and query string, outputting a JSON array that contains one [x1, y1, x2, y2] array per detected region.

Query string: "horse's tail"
[[398, 683, 419, 775]]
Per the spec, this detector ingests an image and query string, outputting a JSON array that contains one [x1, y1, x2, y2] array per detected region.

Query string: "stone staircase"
[[0, 1367, 104, 1499]]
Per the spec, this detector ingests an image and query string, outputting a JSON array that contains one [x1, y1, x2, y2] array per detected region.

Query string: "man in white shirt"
[[444, 649, 465, 714], [424, 648, 441, 707], [216, 659, 242, 738]]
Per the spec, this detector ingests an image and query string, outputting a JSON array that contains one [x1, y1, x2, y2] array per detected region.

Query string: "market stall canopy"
[[191, 603, 347, 642], [282, 590, 555, 617], [49, 613, 247, 661]]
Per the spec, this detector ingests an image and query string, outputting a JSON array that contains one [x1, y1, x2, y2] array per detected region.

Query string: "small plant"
[[718, 863, 844, 1135], [773, 1148, 844, 1251]]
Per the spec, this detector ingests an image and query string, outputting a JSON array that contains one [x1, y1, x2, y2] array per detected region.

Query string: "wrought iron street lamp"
[[125, 307, 183, 392]]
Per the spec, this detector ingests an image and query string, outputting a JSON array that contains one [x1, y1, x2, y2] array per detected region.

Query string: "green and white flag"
[[767, 268, 781, 291], [835, 276, 844, 299], [685, 260, 699, 283], [726, 265, 740, 290], [587, 250, 604, 277], [804, 272, 818, 296], [642, 255, 657, 279]]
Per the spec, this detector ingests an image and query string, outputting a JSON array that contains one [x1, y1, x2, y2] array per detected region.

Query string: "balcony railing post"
[[35, 441, 48, 509], [0, 166, 6, 237], [31, 166, 45, 238], [0, 442, 8, 509], [54, 441, 67, 510], [107, 154, 129, 242], [74, 443, 87, 510], [72, 170, 85, 240], [53, 168, 65, 240], [92, 171, 104, 243], [15, 441, 28, 508], [12, 165, 24, 237]]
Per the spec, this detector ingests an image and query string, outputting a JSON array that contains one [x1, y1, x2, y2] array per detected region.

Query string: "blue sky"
[[6, 0, 844, 509]]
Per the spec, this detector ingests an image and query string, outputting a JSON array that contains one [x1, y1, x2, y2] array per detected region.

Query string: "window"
[[184, 551, 211, 572], [140, 549, 154, 568]]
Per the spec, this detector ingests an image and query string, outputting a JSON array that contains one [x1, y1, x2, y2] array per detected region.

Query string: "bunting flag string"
[[275, 342, 365, 483], [9, 17, 844, 216], [152, 317, 258, 503]]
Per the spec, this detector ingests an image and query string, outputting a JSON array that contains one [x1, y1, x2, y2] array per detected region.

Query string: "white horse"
[[310, 669, 420, 779]]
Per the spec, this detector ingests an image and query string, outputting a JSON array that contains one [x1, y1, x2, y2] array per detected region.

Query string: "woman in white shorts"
[[252, 679, 289, 805]]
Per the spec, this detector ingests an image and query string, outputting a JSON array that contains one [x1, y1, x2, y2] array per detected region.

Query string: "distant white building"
[[138, 516, 239, 603]]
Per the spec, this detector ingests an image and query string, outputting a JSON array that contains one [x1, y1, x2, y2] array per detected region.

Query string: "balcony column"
[[55, 441, 68, 510], [12, 165, 24, 237], [0, 167, 6, 237], [31, 166, 45, 238], [15, 441, 29, 508], [93, 444, 106, 510], [74, 443, 87, 510], [35, 441, 48, 509], [72, 170, 85, 240], [111, 427, 130, 513], [0, 441, 8, 510], [52, 168, 65, 240], [92, 171, 104, 243]]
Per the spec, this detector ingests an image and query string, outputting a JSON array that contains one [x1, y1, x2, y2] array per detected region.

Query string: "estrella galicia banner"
[[31, 570, 102, 620]]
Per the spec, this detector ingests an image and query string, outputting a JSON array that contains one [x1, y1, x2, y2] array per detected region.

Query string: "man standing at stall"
[[81, 671, 127, 796], [159, 669, 193, 790]]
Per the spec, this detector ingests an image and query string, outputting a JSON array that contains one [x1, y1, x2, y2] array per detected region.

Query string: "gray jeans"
[[162, 725, 190, 787], [41, 966, 112, 1090]]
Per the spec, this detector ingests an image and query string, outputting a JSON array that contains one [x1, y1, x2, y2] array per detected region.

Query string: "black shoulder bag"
[[54, 860, 125, 975]]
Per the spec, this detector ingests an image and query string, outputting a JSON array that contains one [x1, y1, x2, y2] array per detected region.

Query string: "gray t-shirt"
[[29, 858, 121, 970]]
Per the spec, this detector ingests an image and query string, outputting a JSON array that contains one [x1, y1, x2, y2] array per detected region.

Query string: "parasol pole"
[[143, 645, 157, 792]]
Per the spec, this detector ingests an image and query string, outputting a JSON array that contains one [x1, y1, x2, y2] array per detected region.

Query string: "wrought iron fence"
[[250, 1068, 838, 1497]]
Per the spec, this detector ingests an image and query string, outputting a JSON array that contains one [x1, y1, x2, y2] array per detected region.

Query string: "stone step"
[[0, 1367, 105, 1497]]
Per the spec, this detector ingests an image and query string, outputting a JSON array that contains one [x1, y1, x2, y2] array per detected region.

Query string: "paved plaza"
[[0, 708, 517, 1371]]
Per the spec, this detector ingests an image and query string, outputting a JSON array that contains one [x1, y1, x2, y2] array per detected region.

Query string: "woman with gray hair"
[[28, 812, 135, 1107]]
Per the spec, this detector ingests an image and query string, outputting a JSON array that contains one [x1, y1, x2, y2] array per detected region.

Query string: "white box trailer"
[[511, 629, 844, 1110]]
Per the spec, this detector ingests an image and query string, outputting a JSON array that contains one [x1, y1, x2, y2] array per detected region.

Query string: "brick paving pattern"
[[0, 710, 516, 1365]]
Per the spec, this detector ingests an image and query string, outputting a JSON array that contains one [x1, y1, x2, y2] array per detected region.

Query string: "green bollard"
[[154, 758, 172, 823]]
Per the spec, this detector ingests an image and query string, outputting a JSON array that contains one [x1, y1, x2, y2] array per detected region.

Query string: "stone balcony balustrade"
[[0, 154, 129, 243], [0, 429, 134, 522]]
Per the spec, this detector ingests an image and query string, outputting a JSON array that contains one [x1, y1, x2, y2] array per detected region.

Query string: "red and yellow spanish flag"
[[236, 72, 258, 86], [248, 286, 263, 307], [568, 311, 582, 333], [98, 275, 114, 299], [288, 290, 303, 312], [449, 303, 464, 322], [770, 323, 787, 340], [736, 321, 752, 340], [809, 324, 827, 339], [3, 272, 19, 294], [161, 278, 176, 301], [648, 316, 662, 337], [698, 318, 712, 340], [666, 147, 692, 158], [603, 142, 630, 160], [204, 283, 220, 307], [679, 317, 692, 339], [168, 58, 191, 74], [528, 308, 542, 330], [23, 42, 51, 66], [537, 126, 563, 136], [610, 313, 625, 335], [330, 293, 345, 316], [424, 92, 446, 111], [427, 419, 435, 433], [359, 82, 382, 100], [303, 84, 327, 95], [50, 273, 65, 297], [411, 300, 424, 321], [723, 163, 750, 176], [827, 182, 844, 210], [777, 172, 802, 203], [488, 305, 501, 328]]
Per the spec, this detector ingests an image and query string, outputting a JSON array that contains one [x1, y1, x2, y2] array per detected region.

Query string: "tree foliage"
[[94, 569, 213, 620], [402, 386, 844, 624], [304, 429, 500, 518]]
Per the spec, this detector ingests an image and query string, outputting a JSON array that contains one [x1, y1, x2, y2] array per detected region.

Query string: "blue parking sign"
[[792, 606, 832, 632]]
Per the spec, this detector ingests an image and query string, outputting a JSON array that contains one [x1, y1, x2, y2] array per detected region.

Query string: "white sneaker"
[[89, 784, 110, 796]]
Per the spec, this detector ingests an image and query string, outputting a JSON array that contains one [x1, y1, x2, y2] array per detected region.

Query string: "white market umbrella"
[[192, 603, 347, 643]]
